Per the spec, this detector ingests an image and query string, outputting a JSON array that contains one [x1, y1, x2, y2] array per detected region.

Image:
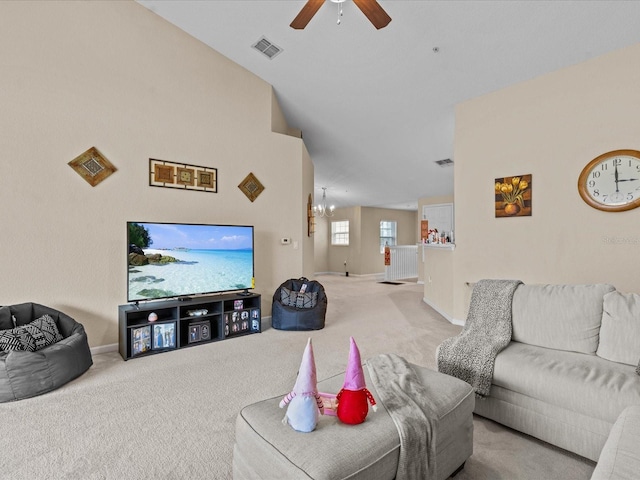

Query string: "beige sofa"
[[471, 284, 640, 470]]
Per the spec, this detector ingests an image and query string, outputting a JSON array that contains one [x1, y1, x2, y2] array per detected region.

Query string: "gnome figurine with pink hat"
[[336, 336, 377, 425], [279, 338, 324, 432]]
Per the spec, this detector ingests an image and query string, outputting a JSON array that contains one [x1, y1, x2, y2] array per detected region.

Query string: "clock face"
[[578, 150, 640, 212]]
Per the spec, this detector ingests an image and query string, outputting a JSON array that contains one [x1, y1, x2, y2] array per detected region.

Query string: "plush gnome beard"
[[336, 336, 377, 425], [279, 338, 324, 432]]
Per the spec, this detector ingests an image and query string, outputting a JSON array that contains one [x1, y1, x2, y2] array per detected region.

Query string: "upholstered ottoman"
[[233, 364, 474, 480]]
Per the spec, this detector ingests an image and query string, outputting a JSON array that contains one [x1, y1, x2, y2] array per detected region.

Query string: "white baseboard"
[[91, 343, 118, 355], [422, 297, 465, 326], [314, 271, 384, 280]]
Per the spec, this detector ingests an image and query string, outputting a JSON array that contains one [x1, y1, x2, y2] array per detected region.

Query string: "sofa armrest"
[[591, 405, 640, 480]]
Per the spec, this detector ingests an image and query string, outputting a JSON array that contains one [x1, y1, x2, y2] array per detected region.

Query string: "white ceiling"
[[137, 0, 640, 210]]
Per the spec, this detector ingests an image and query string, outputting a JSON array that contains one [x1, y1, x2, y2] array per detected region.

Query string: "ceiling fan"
[[290, 0, 392, 30]]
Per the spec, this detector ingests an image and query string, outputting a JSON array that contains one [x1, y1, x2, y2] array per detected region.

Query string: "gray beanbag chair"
[[0, 302, 93, 402], [272, 277, 327, 331]]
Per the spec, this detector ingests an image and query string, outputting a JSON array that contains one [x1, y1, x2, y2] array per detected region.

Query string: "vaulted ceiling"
[[137, 0, 640, 210]]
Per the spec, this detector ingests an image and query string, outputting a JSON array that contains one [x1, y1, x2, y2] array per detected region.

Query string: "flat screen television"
[[127, 222, 255, 302]]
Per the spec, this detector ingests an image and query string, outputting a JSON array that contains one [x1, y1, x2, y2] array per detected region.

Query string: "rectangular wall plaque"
[[149, 159, 217, 193]]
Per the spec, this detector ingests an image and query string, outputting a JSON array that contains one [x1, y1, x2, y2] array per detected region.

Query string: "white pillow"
[[596, 291, 640, 366]]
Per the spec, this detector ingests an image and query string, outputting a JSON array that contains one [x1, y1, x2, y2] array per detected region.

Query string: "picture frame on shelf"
[[152, 322, 177, 350], [188, 324, 201, 344], [188, 320, 211, 344], [251, 309, 260, 332], [131, 325, 151, 357]]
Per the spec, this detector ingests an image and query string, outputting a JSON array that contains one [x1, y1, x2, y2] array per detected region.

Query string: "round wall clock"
[[578, 149, 640, 212]]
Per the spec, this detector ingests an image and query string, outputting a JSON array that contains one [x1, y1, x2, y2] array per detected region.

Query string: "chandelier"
[[315, 187, 335, 218]]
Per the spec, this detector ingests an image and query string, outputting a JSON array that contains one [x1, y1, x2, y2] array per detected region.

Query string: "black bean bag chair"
[[272, 277, 327, 331], [0, 302, 93, 402]]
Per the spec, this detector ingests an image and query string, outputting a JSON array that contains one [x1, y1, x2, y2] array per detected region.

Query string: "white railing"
[[384, 245, 418, 281]]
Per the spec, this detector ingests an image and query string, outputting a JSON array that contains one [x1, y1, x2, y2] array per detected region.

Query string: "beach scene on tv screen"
[[128, 223, 254, 301]]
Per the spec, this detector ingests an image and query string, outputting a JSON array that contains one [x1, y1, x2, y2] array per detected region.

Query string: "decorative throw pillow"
[[596, 291, 640, 366], [0, 327, 36, 352], [295, 291, 317, 309], [281, 287, 318, 309], [22, 314, 63, 351]]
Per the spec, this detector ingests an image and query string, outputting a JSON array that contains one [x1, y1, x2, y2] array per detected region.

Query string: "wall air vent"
[[252, 36, 283, 60], [435, 158, 454, 167]]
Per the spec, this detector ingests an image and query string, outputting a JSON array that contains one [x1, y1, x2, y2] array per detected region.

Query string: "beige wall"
[[321, 206, 417, 276], [313, 215, 330, 273], [0, 1, 312, 347], [422, 246, 455, 321], [450, 42, 640, 322], [328, 207, 362, 275]]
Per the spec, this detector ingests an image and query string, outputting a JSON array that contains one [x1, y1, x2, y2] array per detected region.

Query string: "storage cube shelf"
[[119, 292, 261, 360]]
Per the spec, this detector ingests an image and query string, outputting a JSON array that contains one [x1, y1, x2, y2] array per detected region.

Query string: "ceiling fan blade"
[[290, 0, 325, 29], [353, 0, 392, 29]]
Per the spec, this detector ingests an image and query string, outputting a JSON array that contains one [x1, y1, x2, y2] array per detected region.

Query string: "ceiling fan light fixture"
[[290, 0, 391, 30]]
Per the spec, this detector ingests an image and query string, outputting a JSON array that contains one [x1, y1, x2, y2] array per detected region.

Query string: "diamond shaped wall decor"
[[68, 147, 117, 187], [238, 172, 264, 202]]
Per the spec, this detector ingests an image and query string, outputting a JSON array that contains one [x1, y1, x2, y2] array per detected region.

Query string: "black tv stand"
[[118, 292, 261, 361]]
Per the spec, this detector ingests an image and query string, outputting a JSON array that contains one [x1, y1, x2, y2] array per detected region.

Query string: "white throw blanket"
[[437, 279, 522, 397], [366, 353, 437, 480]]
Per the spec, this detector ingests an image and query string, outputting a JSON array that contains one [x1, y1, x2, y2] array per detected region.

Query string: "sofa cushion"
[[511, 284, 615, 354], [596, 291, 640, 367], [0, 327, 36, 352], [493, 342, 640, 424], [22, 314, 63, 351]]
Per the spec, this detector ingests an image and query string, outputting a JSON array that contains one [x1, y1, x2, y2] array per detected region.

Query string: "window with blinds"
[[380, 221, 397, 253], [331, 220, 349, 246]]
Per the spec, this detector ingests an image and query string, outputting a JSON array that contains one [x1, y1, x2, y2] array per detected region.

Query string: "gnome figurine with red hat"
[[279, 338, 324, 432], [336, 336, 377, 425]]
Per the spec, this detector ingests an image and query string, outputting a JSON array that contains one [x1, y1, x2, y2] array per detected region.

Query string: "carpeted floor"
[[0, 275, 595, 479]]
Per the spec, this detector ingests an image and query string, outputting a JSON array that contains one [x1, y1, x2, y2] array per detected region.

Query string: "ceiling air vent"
[[435, 158, 454, 167], [252, 36, 283, 60]]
